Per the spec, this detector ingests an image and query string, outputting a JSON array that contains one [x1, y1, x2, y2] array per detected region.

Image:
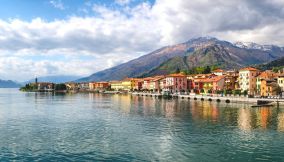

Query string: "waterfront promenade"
[[132, 92, 284, 105]]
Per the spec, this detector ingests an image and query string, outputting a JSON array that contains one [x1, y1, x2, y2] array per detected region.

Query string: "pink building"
[[164, 74, 188, 93]]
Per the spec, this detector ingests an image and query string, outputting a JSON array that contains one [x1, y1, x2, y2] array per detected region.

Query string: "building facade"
[[239, 67, 260, 95], [164, 74, 188, 93]]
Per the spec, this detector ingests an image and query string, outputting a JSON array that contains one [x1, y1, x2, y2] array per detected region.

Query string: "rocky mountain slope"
[[78, 37, 284, 81]]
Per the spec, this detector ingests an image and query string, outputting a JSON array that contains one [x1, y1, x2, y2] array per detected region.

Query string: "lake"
[[0, 88, 284, 161]]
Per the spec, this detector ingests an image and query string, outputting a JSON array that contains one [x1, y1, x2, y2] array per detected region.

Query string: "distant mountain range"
[[257, 56, 284, 70], [24, 75, 81, 84], [0, 80, 22, 88], [78, 37, 284, 82]]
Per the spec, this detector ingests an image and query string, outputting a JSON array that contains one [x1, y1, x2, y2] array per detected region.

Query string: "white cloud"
[[49, 0, 65, 10], [0, 0, 284, 81]]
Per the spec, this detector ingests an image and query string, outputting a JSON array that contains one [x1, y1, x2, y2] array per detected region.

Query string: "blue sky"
[[0, 0, 283, 81], [0, 0, 155, 21]]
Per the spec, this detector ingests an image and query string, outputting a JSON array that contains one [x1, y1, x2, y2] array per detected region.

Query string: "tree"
[[243, 90, 248, 96], [55, 84, 67, 91], [203, 66, 211, 74], [175, 67, 180, 73]]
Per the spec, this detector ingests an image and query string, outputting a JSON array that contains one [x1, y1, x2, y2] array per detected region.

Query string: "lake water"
[[0, 88, 284, 161]]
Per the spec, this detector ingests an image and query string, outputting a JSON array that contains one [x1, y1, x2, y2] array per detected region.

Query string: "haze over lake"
[[0, 89, 283, 161]]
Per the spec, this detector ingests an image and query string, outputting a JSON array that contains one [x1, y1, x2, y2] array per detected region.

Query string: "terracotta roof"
[[143, 77, 155, 81], [257, 71, 278, 79], [196, 75, 226, 83], [166, 73, 186, 77], [109, 80, 122, 83], [122, 78, 142, 81], [96, 82, 109, 84], [239, 67, 259, 71]]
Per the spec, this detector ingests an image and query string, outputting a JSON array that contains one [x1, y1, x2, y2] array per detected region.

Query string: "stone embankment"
[[132, 92, 284, 105]]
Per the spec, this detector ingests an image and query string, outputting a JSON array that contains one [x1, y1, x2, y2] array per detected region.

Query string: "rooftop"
[[239, 67, 259, 71]]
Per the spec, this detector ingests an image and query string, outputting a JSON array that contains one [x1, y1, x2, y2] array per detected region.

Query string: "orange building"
[[89, 82, 110, 91], [256, 70, 279, 95], [95, 82, 110, 90], [260, 79, 279, 97]]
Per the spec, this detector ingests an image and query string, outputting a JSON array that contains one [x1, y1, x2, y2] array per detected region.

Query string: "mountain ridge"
[[78, 37, 284, 82]]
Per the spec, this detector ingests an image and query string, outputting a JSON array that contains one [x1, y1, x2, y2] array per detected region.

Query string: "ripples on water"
[[0, 89, 283, 161]]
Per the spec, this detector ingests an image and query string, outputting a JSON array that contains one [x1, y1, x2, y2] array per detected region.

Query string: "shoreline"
[[19, 89, 284, 106]]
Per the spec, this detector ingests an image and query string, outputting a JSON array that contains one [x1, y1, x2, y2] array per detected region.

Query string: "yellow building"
[[110, 81, 123, 91], [121, 79, 134, 91], [110, 78, 140, 91], [239, 67, 260, 95], [278, 74, 284, 96], [89, 82, 96, 90]]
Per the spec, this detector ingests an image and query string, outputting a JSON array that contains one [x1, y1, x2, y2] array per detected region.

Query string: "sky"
[[0, 0, 284, 81]]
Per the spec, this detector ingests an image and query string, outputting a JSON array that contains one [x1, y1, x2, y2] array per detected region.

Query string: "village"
[[22, 67, 284, 99]]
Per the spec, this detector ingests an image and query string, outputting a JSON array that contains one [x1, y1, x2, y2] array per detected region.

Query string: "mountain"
[[257, 56, 284, 70], [234, 42, 284, 52], [0, 80, 22, 88], [24, 75, 81, 84], [79, 37, 284, 81]]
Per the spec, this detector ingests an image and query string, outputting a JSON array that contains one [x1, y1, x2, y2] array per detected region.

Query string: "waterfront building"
[[200, 75, 226, 94], [121, 78, 142, 91], [149, 76, 165, 93], [65, 82, 78, 91], [142, 77, 154, 91], [224, 75, 239, 90], [36, 82, 54, 91], [256, 70, 279, 95], [192, 78, 205, 93], [186, 75, 195, 92], [94, 82, 110, 91], [278, 74, 284, 97], [132, 79, 143, 91], [110, 81, 123, 91], [239, 67, 260, 95], [260, 79, 279, 97], [89, 82, 96, 90], [78, 82, 89, 90], [159, 78, 167, 92], [121, 79, 134, 91], [212, 69, 225, 76], [163, 73, 188, 94]]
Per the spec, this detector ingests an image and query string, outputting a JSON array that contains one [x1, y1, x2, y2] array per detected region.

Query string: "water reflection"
[[238, 108, 252, 131], [104, 95, 284, 132], [0, 90, 284, 161], [277, 111, 284, 132]]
